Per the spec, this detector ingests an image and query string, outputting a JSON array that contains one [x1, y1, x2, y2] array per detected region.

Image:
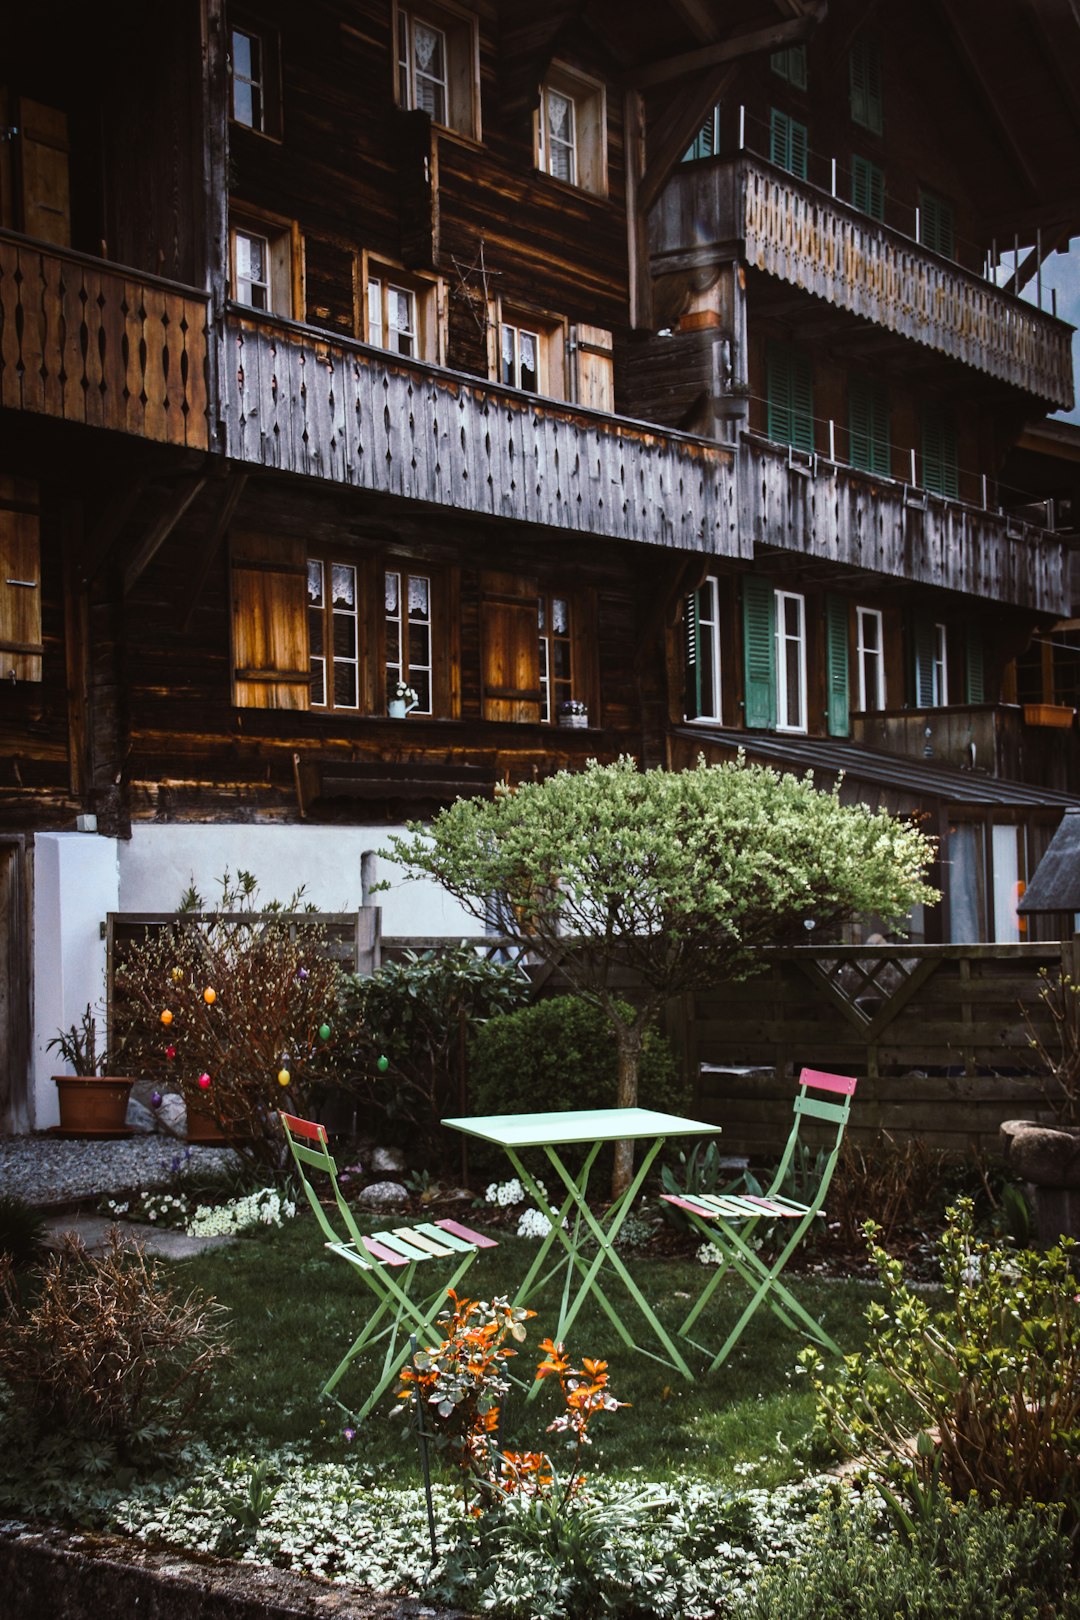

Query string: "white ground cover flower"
[[185, 1186, 296, 1238]]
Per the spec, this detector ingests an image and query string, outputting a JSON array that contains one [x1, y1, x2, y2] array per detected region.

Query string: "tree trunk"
[[611, 1023, 644, 1199]]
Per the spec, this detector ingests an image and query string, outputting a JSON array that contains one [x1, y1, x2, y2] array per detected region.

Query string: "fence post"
[[354, 906, 382, 976]]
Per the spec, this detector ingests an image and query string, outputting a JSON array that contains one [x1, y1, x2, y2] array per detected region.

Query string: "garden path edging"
[[0, 1521, 473, 1619]]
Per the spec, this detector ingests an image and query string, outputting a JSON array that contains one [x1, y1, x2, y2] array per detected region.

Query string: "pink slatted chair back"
[[799, 1068, 858, 1097]]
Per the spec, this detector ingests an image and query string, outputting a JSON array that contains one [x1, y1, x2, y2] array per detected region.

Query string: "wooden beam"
[[665, 0, 725, 43], [180, 471, 249, 634], [1003, 231, 1069, 296], [1024, 0, 1080, 143], [639, 65, 739, 216], [938, 0, 1040, 197], [122, 476, 208, 595], [631, 11, 821, 89]]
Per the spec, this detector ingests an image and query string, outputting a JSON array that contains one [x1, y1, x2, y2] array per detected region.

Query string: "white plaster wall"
[[33, 832, 120, 1128], [116, 824, 483, 937]]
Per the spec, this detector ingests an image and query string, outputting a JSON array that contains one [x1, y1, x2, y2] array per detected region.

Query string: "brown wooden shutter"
[[481, 571, 540, 722], [17, 99, 71, 247], [230, 531, 310, 709], [572, 325, 613, 413], [0, 476, 42, 683]]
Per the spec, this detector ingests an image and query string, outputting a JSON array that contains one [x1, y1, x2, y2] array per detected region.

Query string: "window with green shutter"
[[849, 372, 890, 476], [769, 108, 808, 179], [682, 105, 720, 162], [742, 576, 776, 729], [771, 44, 807, 89], [849, 36, 883, 134], [825, 595, 850, 737], [851, 154, 884, 221], [684, 575, 722, 720], [918, 190, 955, 259], [767, 342, 815, 453], [965, 627, 985, 703], [921, 403, 959, 498], [909, 614, 949, 708]]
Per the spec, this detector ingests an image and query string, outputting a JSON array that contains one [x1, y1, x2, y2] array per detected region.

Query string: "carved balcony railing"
[[649, 157, 1075, 411], [0, 231, 210, 450], [222, 309, 742, 556], [741, 433, 1069, 615]]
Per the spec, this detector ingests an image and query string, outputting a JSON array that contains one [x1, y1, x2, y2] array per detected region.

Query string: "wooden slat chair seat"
[[280, 1112, 496, 1422], [661, 1068, 857, 1372]]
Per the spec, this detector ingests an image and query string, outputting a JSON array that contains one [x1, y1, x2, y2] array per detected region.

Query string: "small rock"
[[156, 1095, 187, 1135], [356, 1180, 408, 1208], [370, 1145, 407, 1174], [125, 1099, 157, 1135]]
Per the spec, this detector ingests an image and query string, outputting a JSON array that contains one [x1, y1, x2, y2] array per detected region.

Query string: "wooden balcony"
[[649, 156, 1074, 412], [741, 433, 1069, 615], [853, 704, 1078, 794], [0, 231, 210, 450], [222, 310, 742, 557]]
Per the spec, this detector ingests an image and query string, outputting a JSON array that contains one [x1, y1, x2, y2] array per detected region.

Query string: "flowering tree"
[[383, 756, 938, 1194]]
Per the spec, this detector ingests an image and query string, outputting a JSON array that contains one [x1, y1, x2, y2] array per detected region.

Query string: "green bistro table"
[[442, 1107, 721, 1391]]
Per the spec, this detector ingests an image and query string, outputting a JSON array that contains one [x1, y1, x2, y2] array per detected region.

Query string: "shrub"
[[804, 1197, 1080, 1533], [0, 1231, 230, 1459], [0, 1194, 46, 1271], [743, 1489, 1080, 1620]]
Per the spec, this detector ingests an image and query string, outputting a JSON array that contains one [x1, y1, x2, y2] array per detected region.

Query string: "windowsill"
[[229, 122, 283, 146], [532, 169, 612, 207]]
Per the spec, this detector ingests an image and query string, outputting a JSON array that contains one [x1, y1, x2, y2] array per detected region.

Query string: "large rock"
[[1000, 1119, 1080, 1188], [356, 1180, 409, 1208]]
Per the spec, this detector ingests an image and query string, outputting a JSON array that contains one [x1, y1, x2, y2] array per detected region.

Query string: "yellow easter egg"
[[277, 1068, 291, 1087], [160, 1009, 173, 1026]]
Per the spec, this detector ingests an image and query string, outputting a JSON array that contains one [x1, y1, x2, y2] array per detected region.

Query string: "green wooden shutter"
[[850, 37, 883, 134], [771, 44, 807, 89], [851, 154, 884, 221], [910, 614, 936, 709], [682, 105, 720, 162], [770, 109, 808, 179], [684, 589, 702, 717], [922, 404, 959, 497], [743, 577, 776, 729], [825, 595, 850, 737], [966, 627, 985, 703], [849, 373, 890, 476], [918, 191, 955, 259], [768, 342, 815, 453]]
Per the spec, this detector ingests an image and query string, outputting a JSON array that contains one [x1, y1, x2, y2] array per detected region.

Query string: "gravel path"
[[0, 1135, 240, 1208]]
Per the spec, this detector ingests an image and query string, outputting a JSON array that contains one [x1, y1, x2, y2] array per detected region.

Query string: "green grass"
[[170, 1205, 884, 1490]]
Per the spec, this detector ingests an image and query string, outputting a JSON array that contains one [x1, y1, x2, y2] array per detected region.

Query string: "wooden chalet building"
[[3, 0, 1080, 1128]]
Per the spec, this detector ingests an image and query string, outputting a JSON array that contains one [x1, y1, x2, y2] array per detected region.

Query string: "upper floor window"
[[769, 108, 808, 179], [771, 44, 807, 89], [229, 20, 282, 137], [538, 593, 573, 722], [537, 66, 607, 196], [493, 305, 566, 399], [502, 321, 540, 391], [775, 590, 807, 732], [848, 372, 890, 477], [230, 214, 294, 315], [849, 36, 883, 135], [918, 190, 955, 260], [856, 606, 885, 711], [308, 558, 359, 710], [395, 2, 480, 140], [766, 341, 814, 453], [364, 259, 444, 363], [385, 568, 433, 715], [921, 403, 959, 498], [910, 615, 949, 708], [685, 575, 722, 722], [851, 154, 885, 221], [932, 622, 949, 706]]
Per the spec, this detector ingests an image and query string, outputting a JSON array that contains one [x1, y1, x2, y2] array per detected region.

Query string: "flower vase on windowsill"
[[557, 699, 589, 729], [388, 681, 419, 719]]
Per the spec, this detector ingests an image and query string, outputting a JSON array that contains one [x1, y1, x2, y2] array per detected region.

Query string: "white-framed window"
[[933, 621, 948, 706], [394, 2, 480, 140], [538, 593, 572, 722], [685, 575, 722, 721], [229, 19, 281, 137], [501, 322, 540, 391], [307, 558, 359, 710], [230, 215, 293, 315], [536, 65, 607, 196], [856, 606, 885, 711], [385, 568, 433, 715], [775, 589, 807, 732], [364, 259, 443, 363], [493, 305, 565, 398]]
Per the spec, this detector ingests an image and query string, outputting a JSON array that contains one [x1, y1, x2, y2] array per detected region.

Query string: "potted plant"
[[557, 698, 588, 729], [1001, 966, 1080, 1241], [47, 1005, 133, 1137], [388, 679, 419, 719]]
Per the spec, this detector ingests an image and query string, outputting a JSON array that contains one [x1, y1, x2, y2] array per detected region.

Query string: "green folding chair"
[[660, 1068, 857, 1371], [280, 1111, 497, 1422]]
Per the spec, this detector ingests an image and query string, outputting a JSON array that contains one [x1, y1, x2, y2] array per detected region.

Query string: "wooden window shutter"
[[909, 613, 936, 709], [851, 155, 884, 221], [230, 531, 311, 709], [919, 191, 955, 259], [849, 38, 883, 135], [769, 343, 814, 453], [742, 577, 776, 729], [966, 626, 985, 704], [770, 109, 808, 179], [481, 571, 541, 722], [0, 477, 42, 683], [16, 99, 71, 246], [825, 595, 850, 737], [571, 325, 613, 413], [849, 373, 889, 476], [921, 404, 959, 497], [684, 588, 702, 718]]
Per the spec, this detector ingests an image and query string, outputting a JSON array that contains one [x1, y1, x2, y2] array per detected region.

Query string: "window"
[[501, 321, 540, 391], [538, 593, 573, 722], [766, 341, 814, 452], [685, 576, 722, 721], [230, 215, 294, 315], [229, 20, 281, 137], [308, 558, 359, 710], [851, 154, 884, 221], [395, 2, 480, 139], [0, 476, 42, 683], [683, 105, 721, 162], [849, 36, 883, 134], [856, 607, 885, 711], [921, 403, 959, 497], [771, 44, 807, 89], [910, 614, 948, 708], [230, 531, 311, 710], [848, 372, 890, 476], [769, 108, 808, 179], [364, 260, 443, 363], [537, 66, 607, 196], [826, 595, 850, 737], [918, 190, 955, 259], [775, 591, 807, 732], [494, 306, 566, 398], [932, 622, 948, 706], [385, 568, 433, 714]]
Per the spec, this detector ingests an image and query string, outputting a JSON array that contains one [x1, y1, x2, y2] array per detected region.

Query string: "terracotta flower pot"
[[52, 1075, 133, 1137], [185, 1103, 228, 1143]]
